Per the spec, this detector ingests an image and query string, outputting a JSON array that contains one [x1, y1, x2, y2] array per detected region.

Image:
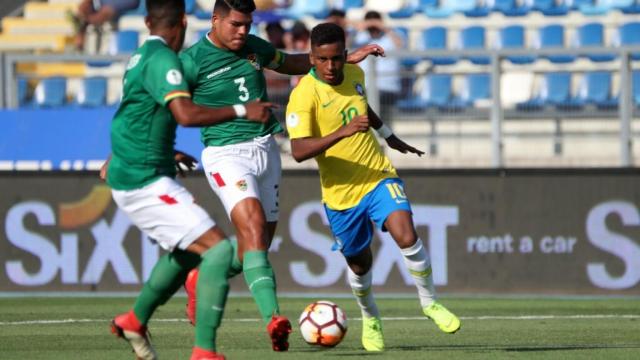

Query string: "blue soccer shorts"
[[324, 178, 412, 258]]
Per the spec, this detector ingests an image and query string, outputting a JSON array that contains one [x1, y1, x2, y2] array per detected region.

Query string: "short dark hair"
[[146, 0, 185, 28], [364, 10, 382, 20], [327, 8, 346, 18], [290, 21, 310, 41], [310, 22, 345, 47], [214, 0, 256, 16]]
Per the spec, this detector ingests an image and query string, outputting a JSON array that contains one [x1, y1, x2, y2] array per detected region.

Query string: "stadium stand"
[[34, 76, 67, 107], [537, 24, 575, 63], [421, 26, 458, 65], [75, 75, 108, 107]]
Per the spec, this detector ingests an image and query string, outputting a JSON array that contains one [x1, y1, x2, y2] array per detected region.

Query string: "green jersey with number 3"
[[180, 34, 284, 146], [107, 37, 191, 190]]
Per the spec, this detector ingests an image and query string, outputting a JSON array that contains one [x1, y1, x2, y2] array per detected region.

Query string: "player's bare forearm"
[[290, 133, 346, 162], [170, 98, 238, 127], [347, 44, 385, 64], [291, 116, 369, 162], [276, 53, 312, 75], [367, 105, 384, 129]]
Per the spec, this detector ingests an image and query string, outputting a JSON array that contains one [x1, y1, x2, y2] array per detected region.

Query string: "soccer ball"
[[298, 300, 348, 347]]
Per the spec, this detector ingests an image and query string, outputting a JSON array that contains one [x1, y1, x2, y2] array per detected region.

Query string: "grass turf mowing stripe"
[[2, 314, 639, 326]]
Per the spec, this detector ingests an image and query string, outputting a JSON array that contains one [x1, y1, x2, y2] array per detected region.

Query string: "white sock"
[[401, 239, 436, 308], [347, 268, 380, 318]]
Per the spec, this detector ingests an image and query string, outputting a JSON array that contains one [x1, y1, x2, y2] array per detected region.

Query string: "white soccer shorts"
[[201, 134, 281, 223], [111, 176, 216, 252]]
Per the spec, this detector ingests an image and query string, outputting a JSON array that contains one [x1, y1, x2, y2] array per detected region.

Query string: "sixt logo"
[[3, 185, 159, 287]]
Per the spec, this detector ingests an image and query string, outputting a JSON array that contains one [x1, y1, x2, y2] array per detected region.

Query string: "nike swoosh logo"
[[322, 99, 336, 108], [395, 199, 407, 204]]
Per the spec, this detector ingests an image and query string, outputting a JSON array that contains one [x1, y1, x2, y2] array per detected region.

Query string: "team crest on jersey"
[[247, 54, 261, 70], [126, 54, 141, 70], [236, 179, 248, 191], [354, 83, 366, 96]]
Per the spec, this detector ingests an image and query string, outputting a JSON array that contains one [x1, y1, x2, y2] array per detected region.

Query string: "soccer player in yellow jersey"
[[286, 23, 461, 351]]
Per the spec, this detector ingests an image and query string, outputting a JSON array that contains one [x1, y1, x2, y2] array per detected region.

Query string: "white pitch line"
[[1, 314, 639, 326]]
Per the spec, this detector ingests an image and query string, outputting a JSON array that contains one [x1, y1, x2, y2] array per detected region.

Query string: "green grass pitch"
[[0, 296, 638, 359]]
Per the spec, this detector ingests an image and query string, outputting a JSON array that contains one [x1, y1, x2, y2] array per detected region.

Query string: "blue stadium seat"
[[580, 72, 618, 109], [462, 73, 491, 106], [577, 0, 611, 15], [397, 74, 458, 111], [341, 0, 364, 10], [422, 27, 458, 65], [76, 76, 108, 107], [576, 23, 615, 62], [34, 77, 67, 108], [17, 76, 29, 107], [461, 26, 490, 65], [498, 25, 536, 64], [534, 0, 570, 15], [539, 24, 575, 63], [185, 0, 196, 14], [389, 0, 429, 18], [395, 27, 420, 67], [619, 22, 640, 60], [493, 0, 531, 16], [110, 30, 139, 55], [282, 0, 329, 19], [620, 0, 640, 14], [517, 72, 577, 110], [464, 0, 491, 17], [634, 71, 640, 107]]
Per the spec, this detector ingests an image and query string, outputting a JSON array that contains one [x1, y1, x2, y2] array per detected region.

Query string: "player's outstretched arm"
[[290, 115, 370, 162], [346, 44, 385, 64], [169, 98, 274, 127], [274, 44, 385, 75], [367, 105, 424, 157]]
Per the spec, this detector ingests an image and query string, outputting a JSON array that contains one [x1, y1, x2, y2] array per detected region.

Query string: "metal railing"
[[1, 47, 639, 167]]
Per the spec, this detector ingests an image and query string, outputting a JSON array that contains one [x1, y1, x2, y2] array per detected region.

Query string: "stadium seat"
[[619, 22, 640, 60], [460, 26, 490, 65], [421, 27, 458, 65], [533, 0, 570, 15], [34, 77, 67, 108], [497, 25, 536, 64], [580, 71, 618, 109], [577, 0, 611, 15], [463, 1, 491, 17], [493, 0, 531, 16], [395, 27, 420, 67], [340, 0, 364, 10], [462, 73, 491, 106], [576, 23, 616, 62], [538, 24, 575, 63], [109, 30, 139, 55], [185, 0, 196, 14], [397, 74, 462, 111], [17, 76, 29, 107], [633, 71, 640, 107], [620, 0, 640, 14], [280, 0, 329, 19], [76, 76, 108, 107], [388, 2, 419, 18], [517, 72, 576, 110]]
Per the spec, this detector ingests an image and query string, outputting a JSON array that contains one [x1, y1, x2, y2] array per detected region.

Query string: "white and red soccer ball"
[[298, 300, 348, 347]]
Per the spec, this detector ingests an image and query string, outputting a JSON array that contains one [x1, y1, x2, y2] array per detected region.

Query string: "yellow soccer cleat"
[[423, 302, 461, 334], [361, 316, 385, 351]]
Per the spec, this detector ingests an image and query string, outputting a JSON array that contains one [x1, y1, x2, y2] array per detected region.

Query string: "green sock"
[[133, 250, 201, 324], [243, 251, 279, 324], [228, 236, 243, 278], [194, 240, 232, 351]]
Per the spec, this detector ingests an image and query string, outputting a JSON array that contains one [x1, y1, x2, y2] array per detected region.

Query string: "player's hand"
[[347, 44, 385, 64], [245, 100, 278, 123], [175, 150, 197, 177], [99, 158, 110, 181], [342, 115, 370, 137], [385, 135, 425, 157]]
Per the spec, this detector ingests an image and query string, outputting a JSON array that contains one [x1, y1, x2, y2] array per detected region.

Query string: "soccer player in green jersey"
[[105, 0, 274, 359], [285, 23, 461, 351], [179, 0, 386, 352]]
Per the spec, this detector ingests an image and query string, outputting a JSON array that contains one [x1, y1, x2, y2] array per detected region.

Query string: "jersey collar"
[[146, 35, 167, 45]]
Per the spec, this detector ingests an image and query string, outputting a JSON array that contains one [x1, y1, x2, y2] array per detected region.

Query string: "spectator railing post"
[[366, 56, 380, 122], [0, 52, 5, 108], [490, 51, 504, 168], [4, 53, 16, 109], [619, 49, 633, 167]]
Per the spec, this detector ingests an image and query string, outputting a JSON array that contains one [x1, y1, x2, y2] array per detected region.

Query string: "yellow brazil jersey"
[[286, 63, 397, 210]]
